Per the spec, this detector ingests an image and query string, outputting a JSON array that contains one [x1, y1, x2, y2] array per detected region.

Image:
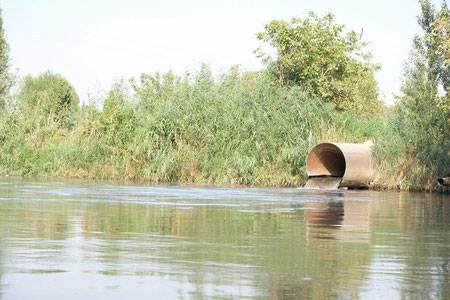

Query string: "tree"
[[0, 6, 13, 105], [255, 12, 382, 116], [415, 0, 450, 94], [389, 0, 449, 188], [425, 2, 450, 88], [397, 0, 449, 117], [18, 71, 79, 126]]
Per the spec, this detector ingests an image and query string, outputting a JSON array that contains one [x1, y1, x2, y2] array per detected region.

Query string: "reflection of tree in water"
[[0, 189, 448, 299], [0, 232, 4, 299], [0, 198, 372, 298], [264, 200, 373, 299], [373, 192, 450, 299], [2, 199, 369, 298]]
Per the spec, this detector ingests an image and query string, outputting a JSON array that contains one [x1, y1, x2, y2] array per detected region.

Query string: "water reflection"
[[0, 180, 448, 299]]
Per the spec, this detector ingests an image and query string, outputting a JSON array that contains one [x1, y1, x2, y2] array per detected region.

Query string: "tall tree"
[[417, 0, 450, 92], [255, 12, 382, 116], [426, 2, 450, 87], [0, 6, 12, 103], [389, 0, 449, 188]]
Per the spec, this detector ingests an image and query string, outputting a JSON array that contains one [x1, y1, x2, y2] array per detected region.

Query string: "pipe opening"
[[306, 143, 346, 177], [437, 176, 449, 186]]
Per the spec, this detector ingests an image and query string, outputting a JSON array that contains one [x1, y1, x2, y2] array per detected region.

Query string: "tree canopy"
[[428, 3, 450, 66], [387, 0, 449, 187], [0, 6, 13, 104], [255, 12, 383, 116], [18, 71, 79, 126], [424, 1, 450, 92]]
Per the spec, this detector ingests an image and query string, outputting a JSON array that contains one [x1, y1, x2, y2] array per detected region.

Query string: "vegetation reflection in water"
[[0, 180, 448, 299]]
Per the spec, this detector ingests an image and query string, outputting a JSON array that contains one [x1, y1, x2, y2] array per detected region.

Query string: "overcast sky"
[[2, 0, 445, 105]]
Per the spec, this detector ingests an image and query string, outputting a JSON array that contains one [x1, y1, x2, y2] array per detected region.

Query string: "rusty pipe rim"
[[306, 143, 346, 178]]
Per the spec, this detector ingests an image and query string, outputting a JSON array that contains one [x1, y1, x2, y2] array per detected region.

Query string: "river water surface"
[[0, 179, 448, 299]]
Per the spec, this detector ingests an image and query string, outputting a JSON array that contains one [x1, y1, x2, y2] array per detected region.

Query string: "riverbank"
[[0, 69, 447, 192], [1, 2, 448, 193]]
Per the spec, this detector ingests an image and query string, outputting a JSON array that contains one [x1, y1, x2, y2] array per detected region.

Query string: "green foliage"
[[0, 6, 13, 106], [130, 71, 176, 111], [0, 66, 378, 185], [0, 62, 439, 190], [18, 71, 79, 128], [0, 6, 446, 191], [416, 0, 450, 92], [376, 0, 449, 190], [100, 80, 137, 148], [255, 12, 383, 116], [426, 3, 450, 68]]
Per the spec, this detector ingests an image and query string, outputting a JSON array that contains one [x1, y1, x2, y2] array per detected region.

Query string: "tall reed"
[[0, 67, 380, 186]]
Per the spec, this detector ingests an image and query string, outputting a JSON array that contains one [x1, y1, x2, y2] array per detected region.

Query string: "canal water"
[[0, 179, 448, 299]]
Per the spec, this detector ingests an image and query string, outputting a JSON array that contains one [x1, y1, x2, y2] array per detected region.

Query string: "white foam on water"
[[304, 177, 343, 190]]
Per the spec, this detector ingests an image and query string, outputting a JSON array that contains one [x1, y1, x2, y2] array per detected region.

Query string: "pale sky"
[[2, 0, 445, 105]]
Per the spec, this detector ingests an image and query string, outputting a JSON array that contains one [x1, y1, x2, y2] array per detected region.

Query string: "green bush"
[[17, 71, 79, 128]]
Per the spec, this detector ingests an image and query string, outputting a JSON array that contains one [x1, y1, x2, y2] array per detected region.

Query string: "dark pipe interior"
[[307, 144, 346, 177]]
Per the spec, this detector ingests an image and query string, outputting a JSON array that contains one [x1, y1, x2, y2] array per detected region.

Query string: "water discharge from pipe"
[[305, 142, 375, 189], [304, 177, 343, 190]]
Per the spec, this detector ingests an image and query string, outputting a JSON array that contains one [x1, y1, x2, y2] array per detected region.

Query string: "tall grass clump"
[[0, 66, 379, 186], [126, 66, 378, 185]]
